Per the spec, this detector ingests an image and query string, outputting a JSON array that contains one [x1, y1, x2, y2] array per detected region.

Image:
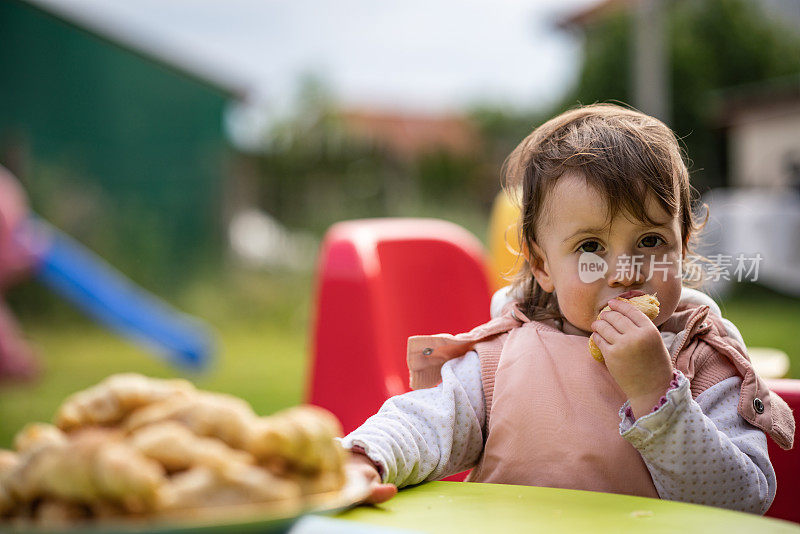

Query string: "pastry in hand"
[[589, 293, 660, 363], [55, 374, 196, 431]]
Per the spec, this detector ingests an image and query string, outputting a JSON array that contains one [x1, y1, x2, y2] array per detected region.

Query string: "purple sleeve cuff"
[[625, 370, 681, 420]]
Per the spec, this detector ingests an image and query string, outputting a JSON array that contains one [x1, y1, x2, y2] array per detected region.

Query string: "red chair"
[[764, 378, 800, 523], [308, 218, 491, 435]]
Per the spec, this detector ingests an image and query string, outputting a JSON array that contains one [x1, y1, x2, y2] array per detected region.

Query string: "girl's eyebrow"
[[562, 221, 673, 244], [562, 226, 608, 243]]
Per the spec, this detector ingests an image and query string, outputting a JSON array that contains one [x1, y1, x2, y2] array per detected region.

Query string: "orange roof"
[[556, 0, 632, 30], [339, 108, 481, 160]]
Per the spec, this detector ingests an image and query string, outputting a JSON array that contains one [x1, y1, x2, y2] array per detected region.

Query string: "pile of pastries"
[[0, 373, 348, 526]]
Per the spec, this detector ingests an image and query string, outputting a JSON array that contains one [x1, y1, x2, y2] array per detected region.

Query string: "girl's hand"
[[346, 452, 398, 504], [590, 298, 674, 418]]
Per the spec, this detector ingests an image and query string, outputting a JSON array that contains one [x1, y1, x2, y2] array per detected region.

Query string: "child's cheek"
[[648, 250, 684, 325], [562, 274, 600, 329]]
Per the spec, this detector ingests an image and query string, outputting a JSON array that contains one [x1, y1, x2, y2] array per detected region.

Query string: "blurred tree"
[[561, 0, 800, 190], [415, 149, 484, 202], [467, 106, 549, 191], [253, 76, 401, 233], [253, 75, 492, 233]]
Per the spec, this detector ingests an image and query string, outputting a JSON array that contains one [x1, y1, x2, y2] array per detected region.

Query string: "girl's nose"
[[608, 254, 646, 286]]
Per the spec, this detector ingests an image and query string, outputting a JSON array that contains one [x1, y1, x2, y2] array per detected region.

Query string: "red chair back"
[[764, 378, 800, 523], [308, 218, 491, 434]]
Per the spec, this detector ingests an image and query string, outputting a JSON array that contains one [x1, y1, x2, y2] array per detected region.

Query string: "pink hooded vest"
[[407, 300, 794, 497]]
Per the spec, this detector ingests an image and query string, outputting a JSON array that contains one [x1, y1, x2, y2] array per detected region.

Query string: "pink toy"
[[0, 166, 38, 380]]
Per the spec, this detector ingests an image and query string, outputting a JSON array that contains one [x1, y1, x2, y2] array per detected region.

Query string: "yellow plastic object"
[[336, 481, 800, 533], [487, 189, 523, 290]]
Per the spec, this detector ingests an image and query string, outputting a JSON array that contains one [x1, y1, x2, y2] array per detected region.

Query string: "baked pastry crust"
[[0, 374, 347, 527], [589, 294, 660, 362]]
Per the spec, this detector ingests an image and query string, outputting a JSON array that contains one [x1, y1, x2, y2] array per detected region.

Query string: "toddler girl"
[[342, 104, 794, 514]]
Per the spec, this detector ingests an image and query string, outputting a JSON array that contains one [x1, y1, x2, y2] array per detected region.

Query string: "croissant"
[[123, 392, 257, 450], [156, 464, 300, 512], [13, 423, 67, 454], [32, 500, 91, 526], [0, 450, 19, 473], [1, 374, 348, 525], [246, 405, 346, 476], [589, 293, 660, 363], [0, 450, 19, 515], [55, 374, 196, 431], [129, 421, 255, 473], [7, 428, 165, 512]]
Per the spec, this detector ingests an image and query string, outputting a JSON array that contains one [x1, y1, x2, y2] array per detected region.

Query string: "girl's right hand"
[[346, 452, 398, 504]]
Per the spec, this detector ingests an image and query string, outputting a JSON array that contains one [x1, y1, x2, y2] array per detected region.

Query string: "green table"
[[335, 481, 800, 533]]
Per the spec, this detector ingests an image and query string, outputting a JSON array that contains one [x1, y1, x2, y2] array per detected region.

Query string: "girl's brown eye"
[[640, 235, 665, 248], [578, 241, 600, 253]]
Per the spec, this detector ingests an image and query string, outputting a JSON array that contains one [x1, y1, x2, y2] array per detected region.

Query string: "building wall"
[[728, 101, 800, 189], [0, 1, 232, 291]]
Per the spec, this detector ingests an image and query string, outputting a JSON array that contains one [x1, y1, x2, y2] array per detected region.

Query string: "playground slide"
[[18, 218, 213, 370]]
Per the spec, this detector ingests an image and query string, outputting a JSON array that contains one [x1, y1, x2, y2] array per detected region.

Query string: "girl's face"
[[529, 173, 685, 337]]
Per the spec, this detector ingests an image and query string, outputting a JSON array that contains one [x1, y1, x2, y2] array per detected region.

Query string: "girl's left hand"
[[590, 298, 674, 418], [346, 452, 398, 504]]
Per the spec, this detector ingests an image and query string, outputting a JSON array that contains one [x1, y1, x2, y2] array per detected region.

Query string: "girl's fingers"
[[591, 320, 619, 343], [366, 483, 398, 504], [598, 309, 636, 333], [347, 460, 398, 505], [591, 331, 609, 350], [607, 299, 648, 327]]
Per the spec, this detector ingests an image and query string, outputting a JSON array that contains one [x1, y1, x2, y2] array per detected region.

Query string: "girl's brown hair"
[[503, 103, 708, 321]]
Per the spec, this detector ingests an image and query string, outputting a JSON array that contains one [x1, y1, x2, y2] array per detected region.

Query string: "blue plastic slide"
[[18, 218, 214, 370]]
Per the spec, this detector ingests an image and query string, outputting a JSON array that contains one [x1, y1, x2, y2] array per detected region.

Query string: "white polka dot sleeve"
[[339, 350, 485, 487], [619, 372, 776, 515]]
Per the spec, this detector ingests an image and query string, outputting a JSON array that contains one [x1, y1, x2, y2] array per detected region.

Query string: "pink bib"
[[464, 319, 659, 497]]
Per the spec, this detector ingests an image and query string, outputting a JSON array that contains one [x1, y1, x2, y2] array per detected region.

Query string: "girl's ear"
[[528, 241, 555, 293]]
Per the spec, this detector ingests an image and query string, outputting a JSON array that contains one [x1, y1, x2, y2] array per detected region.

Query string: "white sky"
[[33, 0, 596, 112]]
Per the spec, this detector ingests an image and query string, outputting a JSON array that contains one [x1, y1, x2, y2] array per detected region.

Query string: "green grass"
[[0, 272, 797, 450], [716, 283, 800, 378], [0, 270, 313, 448]]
